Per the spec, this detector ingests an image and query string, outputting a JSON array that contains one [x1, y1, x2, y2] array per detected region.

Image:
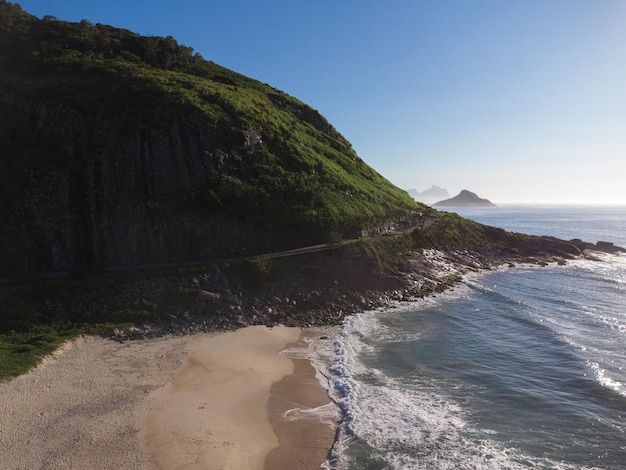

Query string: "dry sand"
[[0, 333, 195, 469], [0, 326, 336, 470]]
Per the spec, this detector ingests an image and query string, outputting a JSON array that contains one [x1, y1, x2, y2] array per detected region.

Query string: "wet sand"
[[265, 331, 338, 469], [144, 325, 336, 470]]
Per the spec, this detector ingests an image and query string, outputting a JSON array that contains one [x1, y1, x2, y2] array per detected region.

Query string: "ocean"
[[310, 205, 626, 470]]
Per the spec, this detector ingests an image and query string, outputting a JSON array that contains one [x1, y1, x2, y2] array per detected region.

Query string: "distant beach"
[[0, 326, 336, 470]]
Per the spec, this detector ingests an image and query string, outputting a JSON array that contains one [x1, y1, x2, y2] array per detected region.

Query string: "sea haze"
[[311, 205, 626, 469]]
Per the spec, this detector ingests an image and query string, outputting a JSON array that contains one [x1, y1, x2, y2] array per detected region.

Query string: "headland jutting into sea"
[[18, 217, 625, 343]]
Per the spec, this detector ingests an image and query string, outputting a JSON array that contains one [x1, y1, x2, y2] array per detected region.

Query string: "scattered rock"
[[198, 291, 221, 302], [221, 291, 242, 306], [20, 231, 625, 345]]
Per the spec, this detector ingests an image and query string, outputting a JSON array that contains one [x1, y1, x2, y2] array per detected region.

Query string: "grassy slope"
[[0, 1, 418, 241]]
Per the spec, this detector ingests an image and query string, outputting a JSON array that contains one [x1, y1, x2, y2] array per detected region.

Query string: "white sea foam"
[[278, 346, 309, 360], [322, 310, 605, 470], [588, 361, 625, 396], [277, 327, 342, 429], [316, 213, 626, 468], [283, 402, 339, 427]]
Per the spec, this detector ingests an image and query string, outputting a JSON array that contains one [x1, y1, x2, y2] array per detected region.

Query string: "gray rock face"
[[0, 103, 313, 273]]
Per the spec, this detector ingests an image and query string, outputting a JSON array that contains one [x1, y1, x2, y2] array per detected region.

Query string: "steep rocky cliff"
[[0, 2, 419, 273]]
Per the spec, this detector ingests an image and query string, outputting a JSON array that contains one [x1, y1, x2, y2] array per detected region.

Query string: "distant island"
[[433, 190, 496, 208], [407, 185, 450, 204]]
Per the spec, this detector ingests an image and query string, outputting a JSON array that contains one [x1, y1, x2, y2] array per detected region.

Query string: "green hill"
[[0, 1, 419, 274]]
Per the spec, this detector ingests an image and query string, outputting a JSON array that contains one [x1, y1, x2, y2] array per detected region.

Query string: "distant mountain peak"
[[407, 185, 449, 204], [433, 190, 496, 207]]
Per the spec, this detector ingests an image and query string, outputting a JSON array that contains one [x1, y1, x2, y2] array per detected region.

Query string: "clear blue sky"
[[16, 0, 626, 204]]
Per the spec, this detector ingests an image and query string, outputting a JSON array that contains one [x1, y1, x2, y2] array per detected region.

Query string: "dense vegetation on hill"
[[0, 1, 420, 273]]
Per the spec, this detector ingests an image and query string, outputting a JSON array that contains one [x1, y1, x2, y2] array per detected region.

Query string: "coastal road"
[[0, 217, 435, 283]]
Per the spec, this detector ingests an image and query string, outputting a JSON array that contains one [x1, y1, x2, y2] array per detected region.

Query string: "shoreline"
[[143, 325, 336, 470], [265, 329, 339, 469], [0, 326, 336, 470]]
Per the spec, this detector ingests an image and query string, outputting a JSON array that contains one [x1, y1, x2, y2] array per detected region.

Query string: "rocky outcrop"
[[507, 236, 584, 259], [569, 239, 626, 256]]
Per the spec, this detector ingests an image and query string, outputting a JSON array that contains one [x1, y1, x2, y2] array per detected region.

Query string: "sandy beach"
[[0, 326, 336, 470]]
